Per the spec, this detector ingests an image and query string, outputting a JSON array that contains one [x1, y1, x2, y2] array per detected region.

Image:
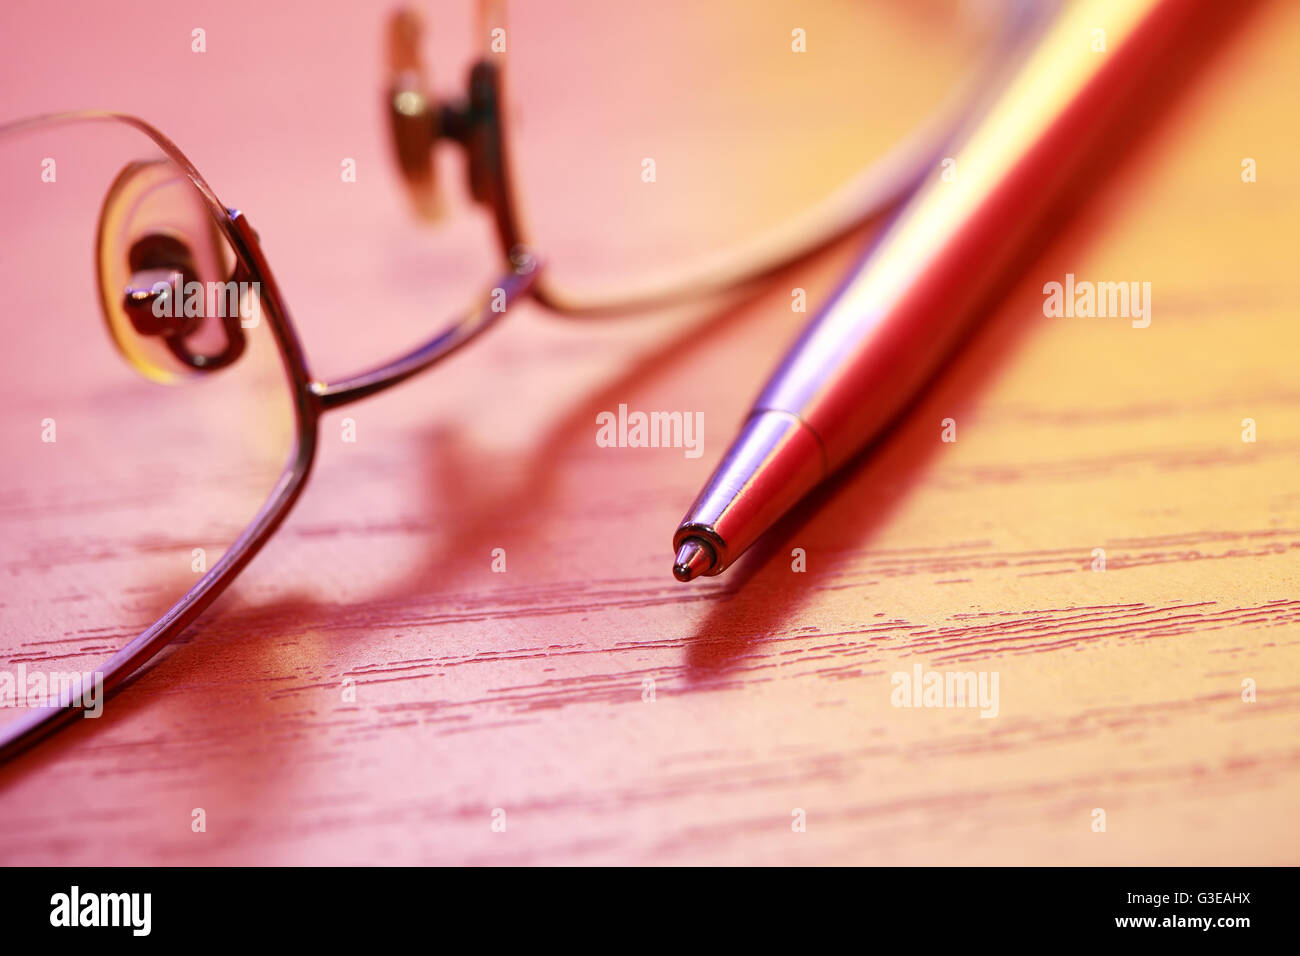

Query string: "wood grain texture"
[[0, 0, 1297, 864]]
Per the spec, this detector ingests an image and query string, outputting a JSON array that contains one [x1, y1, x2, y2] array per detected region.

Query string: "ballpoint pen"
[[671, 0, 1207, 582]]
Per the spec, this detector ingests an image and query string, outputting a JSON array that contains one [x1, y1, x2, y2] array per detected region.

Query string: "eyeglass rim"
[[0, 111, 320, 764], [478, 0, 1052, 315], [0, 108, 543, 766]]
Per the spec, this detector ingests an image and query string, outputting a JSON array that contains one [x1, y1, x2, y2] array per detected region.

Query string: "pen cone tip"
[[672, 538, 715, 582]]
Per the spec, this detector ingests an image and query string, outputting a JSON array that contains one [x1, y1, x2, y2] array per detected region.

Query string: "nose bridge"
[[308, 248, 542, 412]]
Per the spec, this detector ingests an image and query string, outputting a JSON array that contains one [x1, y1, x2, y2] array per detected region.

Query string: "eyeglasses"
[[0, 1, 1044, 763]]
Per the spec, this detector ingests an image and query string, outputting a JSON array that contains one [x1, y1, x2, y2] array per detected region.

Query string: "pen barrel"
[[757, 0, 1203, 472], [676, 0, 1213, 576]]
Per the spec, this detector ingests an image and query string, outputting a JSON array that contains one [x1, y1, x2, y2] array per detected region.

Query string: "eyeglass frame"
[[0, 4, 1041, 764]]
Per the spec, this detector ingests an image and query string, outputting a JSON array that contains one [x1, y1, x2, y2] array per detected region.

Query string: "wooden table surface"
[[1, 1, 1297, 865]]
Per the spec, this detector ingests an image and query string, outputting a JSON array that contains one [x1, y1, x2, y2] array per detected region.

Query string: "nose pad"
[[97, 160, 249, 382], [121, 234, 203, 338], [387, 9, 443, 221]]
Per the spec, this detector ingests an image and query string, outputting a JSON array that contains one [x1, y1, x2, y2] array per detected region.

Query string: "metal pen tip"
[[672, 538, 715, 582]]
